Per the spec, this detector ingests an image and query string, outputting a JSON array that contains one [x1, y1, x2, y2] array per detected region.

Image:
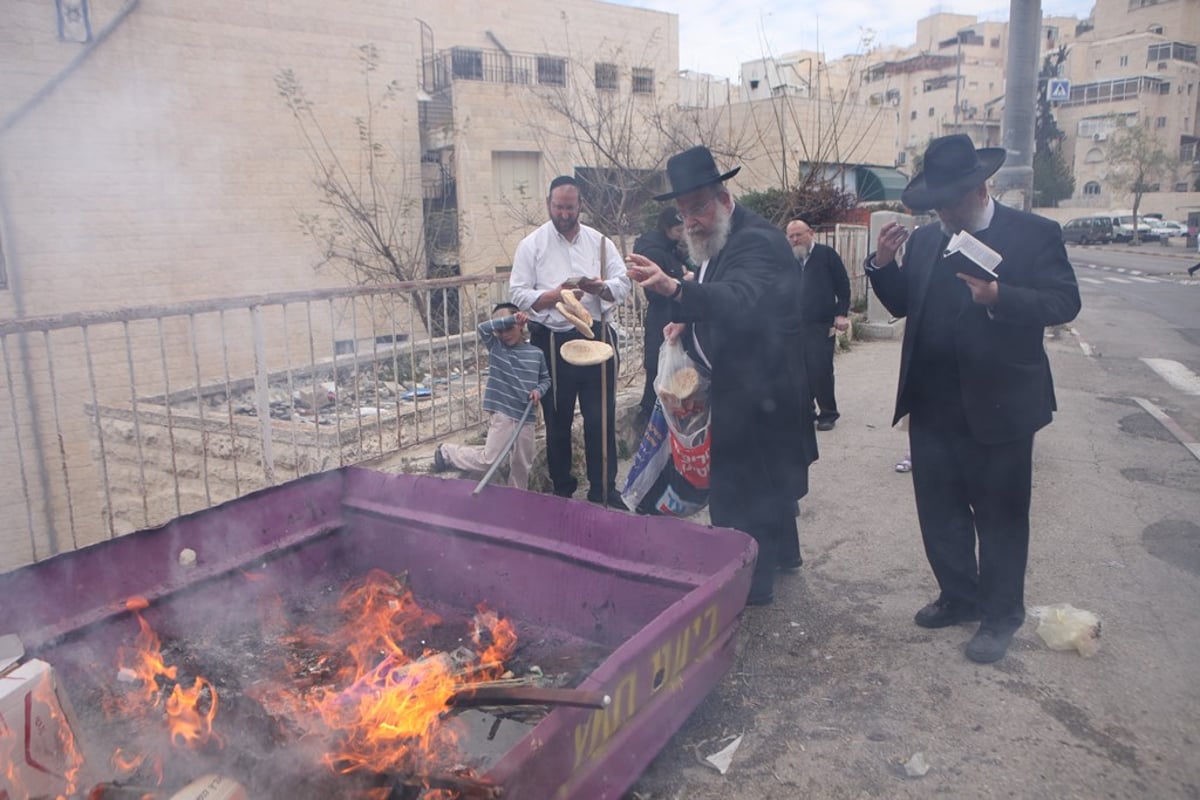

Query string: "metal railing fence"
[[0, 274, 651, 574]]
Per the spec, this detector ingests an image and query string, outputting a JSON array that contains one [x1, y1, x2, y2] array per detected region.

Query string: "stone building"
[[1054, 0, 1200, 211]]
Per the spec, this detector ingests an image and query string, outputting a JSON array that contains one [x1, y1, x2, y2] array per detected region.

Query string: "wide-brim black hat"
[[654, 146, 741, 201], [901, 134, 1006, 211]]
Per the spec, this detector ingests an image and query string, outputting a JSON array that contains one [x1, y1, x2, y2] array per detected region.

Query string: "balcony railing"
[[420, 47, 569, 93], [0, 276, 648, 574]]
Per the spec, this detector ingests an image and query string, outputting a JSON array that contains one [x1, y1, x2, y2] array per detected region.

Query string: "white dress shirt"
[[509, 221, 631, 333]]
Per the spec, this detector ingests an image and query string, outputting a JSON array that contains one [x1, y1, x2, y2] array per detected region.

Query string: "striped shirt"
[[479, 316, 551, 422]]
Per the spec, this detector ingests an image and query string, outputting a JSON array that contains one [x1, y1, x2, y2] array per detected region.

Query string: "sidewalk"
[[627, 334, 1200, 799], [373, 337, 1200, 799]]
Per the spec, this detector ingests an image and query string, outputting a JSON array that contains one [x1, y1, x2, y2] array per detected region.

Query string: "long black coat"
[[797, 242, 851, 324], [633, 228, 688, 333], [672, 204, 818, 525], [868, 202, 1081, 444]]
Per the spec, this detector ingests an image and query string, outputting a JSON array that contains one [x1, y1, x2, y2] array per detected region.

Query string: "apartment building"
[[837, 12, 1081, 170], [0, 0, 680, 569], [1054, 0, 1200, 210]]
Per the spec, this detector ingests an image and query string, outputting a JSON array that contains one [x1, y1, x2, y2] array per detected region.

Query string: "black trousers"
[[802, 322, 838, 422], [530, 323, 618, 499], [639, 318, 666, 414], [908, 406, 1034, 631]]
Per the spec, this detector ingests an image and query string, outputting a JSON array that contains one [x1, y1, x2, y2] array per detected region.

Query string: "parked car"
[[1061, 215, 1115, 245], [1114, 218, 1160, 243], [1153, 220, 1187, 238]]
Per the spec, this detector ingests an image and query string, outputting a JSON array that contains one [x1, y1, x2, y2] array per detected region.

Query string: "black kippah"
[[549, 175, 577, 192]]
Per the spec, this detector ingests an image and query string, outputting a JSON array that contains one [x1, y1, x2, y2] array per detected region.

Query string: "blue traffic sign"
[[1048, 78, 1070, 102]]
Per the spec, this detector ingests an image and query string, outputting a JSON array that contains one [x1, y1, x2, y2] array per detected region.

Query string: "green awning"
[[855, 165, 909, 202]]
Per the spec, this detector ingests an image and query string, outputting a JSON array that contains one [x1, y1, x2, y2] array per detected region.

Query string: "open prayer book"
[[943, 230, 1001, 282]]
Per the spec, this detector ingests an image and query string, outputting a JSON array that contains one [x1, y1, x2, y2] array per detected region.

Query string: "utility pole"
[[953, 33, 963, 131], [995, 0, 1040, 212]]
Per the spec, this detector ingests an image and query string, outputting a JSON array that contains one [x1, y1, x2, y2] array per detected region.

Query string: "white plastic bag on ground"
[[1028, 603, 1102, 657]]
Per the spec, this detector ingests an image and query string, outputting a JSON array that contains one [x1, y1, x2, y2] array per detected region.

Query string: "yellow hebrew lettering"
[[704, 603, 719, 648]]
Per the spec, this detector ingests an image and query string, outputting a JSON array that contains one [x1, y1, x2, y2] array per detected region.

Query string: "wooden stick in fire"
[[390, 772, 503, 800], [445, 685, 611, 710]]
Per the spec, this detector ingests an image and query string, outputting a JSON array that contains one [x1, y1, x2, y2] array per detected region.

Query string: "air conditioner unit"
[[1092, 132, 1107, 141]]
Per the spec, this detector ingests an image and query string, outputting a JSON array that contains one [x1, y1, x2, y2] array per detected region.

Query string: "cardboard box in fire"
[[0, 658, 86, 799]]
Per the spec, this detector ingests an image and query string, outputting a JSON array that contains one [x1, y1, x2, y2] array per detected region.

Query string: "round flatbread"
[[669, 366, 701, 400], [560, 339, 614, 366], [561, 289, 592, 324], [555, 301, 595, 338]]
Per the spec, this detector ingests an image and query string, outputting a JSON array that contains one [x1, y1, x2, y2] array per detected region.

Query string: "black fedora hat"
[[901, 134, 1006, 211], [654, 146, 741, 201]]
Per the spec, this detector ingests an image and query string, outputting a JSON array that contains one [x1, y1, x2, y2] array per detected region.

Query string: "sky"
[[609, 0, 1097, 79]]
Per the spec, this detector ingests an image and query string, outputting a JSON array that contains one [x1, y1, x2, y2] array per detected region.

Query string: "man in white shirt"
[[509, 176, 631, 504]]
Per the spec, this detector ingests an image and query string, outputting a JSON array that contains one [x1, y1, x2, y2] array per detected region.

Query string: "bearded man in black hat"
[[867, 134, 1081, 663], [627, 146, 818, 607]]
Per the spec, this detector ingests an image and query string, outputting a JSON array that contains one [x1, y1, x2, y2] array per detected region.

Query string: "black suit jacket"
[[868, 202, 1081, 444], [797, 242, 851, 324], [671, 204, 818, 515], [633, 228, 687, 333]]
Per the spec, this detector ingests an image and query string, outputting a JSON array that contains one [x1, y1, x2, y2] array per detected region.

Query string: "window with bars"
[[595, 62, 618, 90], [537, 56, 566, 86], [632, 67, 654, 94]]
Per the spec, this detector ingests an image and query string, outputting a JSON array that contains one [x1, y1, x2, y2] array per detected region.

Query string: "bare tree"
[[1105, 114, 1177, 244], [276, 45, 460, 331]]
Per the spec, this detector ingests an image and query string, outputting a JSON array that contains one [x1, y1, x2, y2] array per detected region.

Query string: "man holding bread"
[[626, 146, 818, 606], [510, 175, 631, 505]]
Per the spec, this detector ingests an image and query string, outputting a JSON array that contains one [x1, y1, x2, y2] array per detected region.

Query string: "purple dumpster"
[[0, 468, 755, 799]]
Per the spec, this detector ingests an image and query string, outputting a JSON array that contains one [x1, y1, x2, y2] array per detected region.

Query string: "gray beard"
[[683, 204, 732, 264], [938, 199, 990, 235], [791, 244, 810, 261]]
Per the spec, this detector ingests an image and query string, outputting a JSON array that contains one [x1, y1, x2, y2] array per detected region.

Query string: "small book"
[[943, 230, 1001, 282]]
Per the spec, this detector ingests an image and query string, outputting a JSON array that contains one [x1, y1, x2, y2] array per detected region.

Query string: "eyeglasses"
[[676, 197, 715, 220]]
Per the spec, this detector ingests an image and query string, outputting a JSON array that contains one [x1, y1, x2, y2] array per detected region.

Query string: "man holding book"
[[866, 134, 1081, 663]]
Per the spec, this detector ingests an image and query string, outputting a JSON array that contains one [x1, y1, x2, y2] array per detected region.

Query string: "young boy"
[[434, 303, 550, 489]]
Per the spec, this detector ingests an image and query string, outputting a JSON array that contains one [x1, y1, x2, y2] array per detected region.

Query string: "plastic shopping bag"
[[620, 340, 711, 517], [1028, 603, 1102, 657]]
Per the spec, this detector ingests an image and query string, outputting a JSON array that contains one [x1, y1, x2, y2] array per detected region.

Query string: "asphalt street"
[[392, 257, 1200, 798], [626, 272, 1200, 798]]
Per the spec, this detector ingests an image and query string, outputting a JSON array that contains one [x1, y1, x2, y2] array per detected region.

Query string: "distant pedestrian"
[[435, 304, 549, 489], [787, 219, 851, 431], [867, 134, 1081, 663], [634, 207, 690, 425]]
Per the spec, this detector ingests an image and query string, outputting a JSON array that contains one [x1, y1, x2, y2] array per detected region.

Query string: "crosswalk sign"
[[1048, 79, 1070, 102]]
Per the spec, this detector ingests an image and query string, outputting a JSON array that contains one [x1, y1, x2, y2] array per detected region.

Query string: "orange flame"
[[113, 599, 221, 752], [296, 570, 519, 777], [104, 572, 517, 789]]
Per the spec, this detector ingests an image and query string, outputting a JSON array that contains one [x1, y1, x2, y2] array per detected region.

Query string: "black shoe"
[[816, 419, 836, 431], [745, 591, 774, 606], [778, 555, 803, 571], [913, 598, 981, 629], [589, 490, 627, 510], [432, 445, 448, 473], [965, 626, 1016, 663]]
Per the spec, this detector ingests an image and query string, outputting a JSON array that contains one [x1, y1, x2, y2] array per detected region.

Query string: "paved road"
[[628, 306, 1200, 798], [1067, 244, 1200, 455], [1066, 240, 1199, 277]]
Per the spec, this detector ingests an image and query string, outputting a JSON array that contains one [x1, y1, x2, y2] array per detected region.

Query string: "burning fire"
[[302, 570, 518, 776], [112, 595, 222, 760], [104, 571, 517, 793]]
